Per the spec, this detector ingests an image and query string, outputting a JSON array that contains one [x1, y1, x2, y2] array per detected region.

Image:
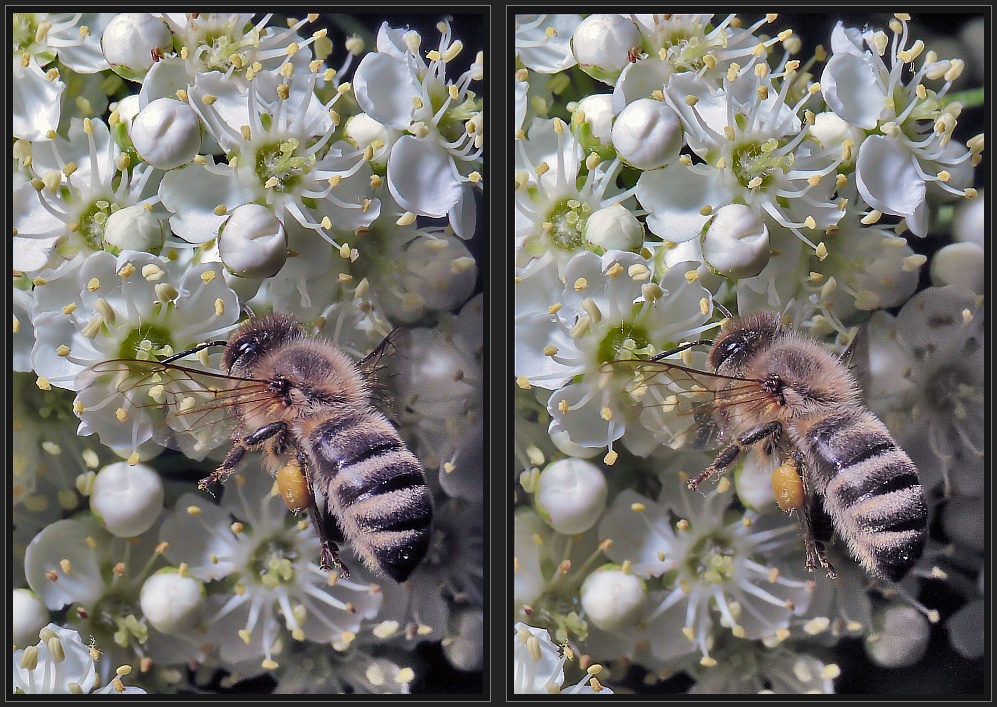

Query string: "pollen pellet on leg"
[[772, 462, 805, 512], [276, 463, 312, 512]]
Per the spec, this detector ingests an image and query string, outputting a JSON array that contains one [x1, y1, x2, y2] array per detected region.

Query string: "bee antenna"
[[713, 299, 734, 320], [241, 304, 257, 320], [160, 340, 229, 364]]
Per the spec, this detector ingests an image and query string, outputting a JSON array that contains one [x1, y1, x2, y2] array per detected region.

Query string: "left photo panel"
[[10, 11, 485, 695]]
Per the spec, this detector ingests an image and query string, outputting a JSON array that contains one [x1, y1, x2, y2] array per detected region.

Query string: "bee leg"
[[241, 421, 287, 447], [198, 443, 246, 491], [797, 463, 837, 580], [688, 420, 783, 490], [297, 453, 352, 579]]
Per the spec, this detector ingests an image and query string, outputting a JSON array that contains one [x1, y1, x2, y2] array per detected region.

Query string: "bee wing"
[[79, 359, 274, 458], [604, 358, 771, 451], [357, 326, 407, 378]]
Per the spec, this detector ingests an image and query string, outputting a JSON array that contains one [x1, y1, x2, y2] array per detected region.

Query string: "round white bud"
[[701, 204, 770, 279], [930, 242, 984, 294], [344, 113, 395, 170], [584, 203, 644, 252], [103, 204, 166, 255], [580, 565, 647, 631], [139, 570, 206, 634], [130, 98, 202, 171], [864, 604, 930, 668], [573, 94, 616, 149], [101, 13, 173, 82], [12, 589, 50, 649], [442, 608, 484, 672], [611, 98, 683, 170], [89, 461, 164, 537], [571, 14, 641, 86], [218, 204, 288, 279], [534, 458, 608, 534]]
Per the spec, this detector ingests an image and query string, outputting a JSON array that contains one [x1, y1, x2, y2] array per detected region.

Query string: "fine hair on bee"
[[626, 310, 927, 583], [116, 312, 434, 583]]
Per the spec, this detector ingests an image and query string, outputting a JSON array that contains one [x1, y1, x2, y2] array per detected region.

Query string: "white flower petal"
[[855, 135, 926, 220], [353, 52, 420, 130], [822, 52, 883, 129], [387, 136, 463, 218]]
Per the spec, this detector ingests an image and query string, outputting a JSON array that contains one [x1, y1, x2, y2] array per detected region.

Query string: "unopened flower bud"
[[218, 204, 288, 279], [101, 13, 172, 82], [534, 458, 608, 534], [611, 98, 683, 170], [952, 188, 984, 246], [865, 604, 930, 668], [89, 461, 164, 537], [103, 204, 165, 255], [571, 14, 641, 86], [442, 608, 484, 672], [130, 98, 202, 170], [139, 569, 206, 634], [930, 242, 983, 294], [701, 204, 770, 278], [12, 589, 50, 649], [580, 565, 647, 631], [584, 203, 643, 252], [572, 94, 615, 150]]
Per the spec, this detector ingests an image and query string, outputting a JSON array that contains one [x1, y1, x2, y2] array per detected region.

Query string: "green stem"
[[941, 87, 985, 110]]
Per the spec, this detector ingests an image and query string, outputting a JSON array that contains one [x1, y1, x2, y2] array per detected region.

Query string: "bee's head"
[[708, 311, 784, 372], [223, 312, 303, 375]]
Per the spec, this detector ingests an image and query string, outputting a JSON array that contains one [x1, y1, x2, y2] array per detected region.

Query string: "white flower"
[[11, 13, 110, 141], [515, 117, 637, 273], [516, 251, 712, 455], [821, 18, 977, 235], [597, 475, 814, 664], [172, 69, 378, 248], [688, 639, 839, 694], [44, 250, 239, 456], [129, 97, 202, 170], [13, 118, 162, 276], [12, 623, 146, 694], [354, 19, 483, 235], [513, 622, 613, 694], [158, 470, 381, 671], [639, 69, 842, 250], [89, 461, 164, 537], [515, 15, 583, 74], [863, 286, 984, 495], [610, 97, 684, 170], [534, 458, 607, 534]]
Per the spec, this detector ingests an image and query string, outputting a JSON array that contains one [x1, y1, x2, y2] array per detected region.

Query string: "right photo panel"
[[512, 12, 986, 696]]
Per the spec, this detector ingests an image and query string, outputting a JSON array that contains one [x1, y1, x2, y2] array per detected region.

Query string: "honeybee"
[[609, 310, 927, 582], [83, 312, 433, 582]]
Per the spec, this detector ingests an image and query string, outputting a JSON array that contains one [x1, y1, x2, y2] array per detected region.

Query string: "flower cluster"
[[12, 12, 483, 694], [513, 13, 984, 694]]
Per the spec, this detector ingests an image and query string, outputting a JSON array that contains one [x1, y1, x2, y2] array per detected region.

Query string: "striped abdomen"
[[307, 410, 432, 582], [802, 408, 927, 582]]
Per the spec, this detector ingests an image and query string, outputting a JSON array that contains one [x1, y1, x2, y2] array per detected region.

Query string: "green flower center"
[[89, 595, 148, 649], [597, 322, 650, 364], [686, 532, 737, 584], [12, 13, 41, 55], [254, 139, 313, 194], [545, 198, 592, 251], [76, 199, 121, 252], [118, 324, 173, 361], [249, 538, 298, 588], [730, 137, 791, 191], [187, 17, 257, 74]]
